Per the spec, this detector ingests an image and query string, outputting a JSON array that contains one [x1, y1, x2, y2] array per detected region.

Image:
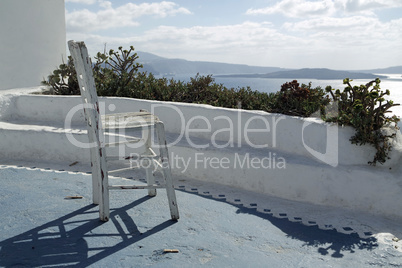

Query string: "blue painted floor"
[[0, 166, 401, 267]]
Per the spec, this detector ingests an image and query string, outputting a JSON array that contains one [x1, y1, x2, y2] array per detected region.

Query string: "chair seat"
[[102, 112, 159, 129]]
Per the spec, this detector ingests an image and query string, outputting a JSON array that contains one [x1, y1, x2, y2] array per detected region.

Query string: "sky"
[[65, 0, 402, 70]]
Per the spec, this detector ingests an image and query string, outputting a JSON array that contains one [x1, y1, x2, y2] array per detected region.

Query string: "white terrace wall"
[[0, 0, 66, 90], [1, 94, 402, 219], [7, 94, 402, 167]]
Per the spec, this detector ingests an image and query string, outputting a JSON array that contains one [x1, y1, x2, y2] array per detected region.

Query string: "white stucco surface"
[[0, 0, 66, 90], [0, 90, 401, 220]]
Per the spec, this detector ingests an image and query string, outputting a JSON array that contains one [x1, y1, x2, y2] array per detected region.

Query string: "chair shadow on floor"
[[0, 196, 177, 267]]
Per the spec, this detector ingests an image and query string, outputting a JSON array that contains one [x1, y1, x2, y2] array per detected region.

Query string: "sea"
[[157, 73, 402, 119]]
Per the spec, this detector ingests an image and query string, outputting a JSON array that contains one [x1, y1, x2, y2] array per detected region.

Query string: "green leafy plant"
[[93, 46, 143, 97], [42, 45, 143, 97], [41, 56, 80, 95], [325, 78, 400, 165]]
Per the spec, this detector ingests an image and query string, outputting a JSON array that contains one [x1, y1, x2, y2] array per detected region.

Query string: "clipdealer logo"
[[64, 101, 339, 169]]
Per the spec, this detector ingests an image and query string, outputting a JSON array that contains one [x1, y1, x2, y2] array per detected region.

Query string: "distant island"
[[215, 68, 388, 80], [137, 51, 401, 79], [137, 51, 288, 75]]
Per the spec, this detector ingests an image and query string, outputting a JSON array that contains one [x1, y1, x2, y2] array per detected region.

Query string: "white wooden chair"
[[68, 40, 179, 222]]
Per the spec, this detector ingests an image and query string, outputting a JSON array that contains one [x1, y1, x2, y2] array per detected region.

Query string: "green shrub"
[[41, 56, 80, 95], [270, 80, 330, 117], [93, 45, 143, 97], [42, 45, 143, 97], [325, 78, 400, 165]]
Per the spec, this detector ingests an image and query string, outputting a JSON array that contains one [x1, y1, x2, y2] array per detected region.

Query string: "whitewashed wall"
[[0, 0, 66, 90], [1, 93, 402, 219], [7, 94, 402, 167]]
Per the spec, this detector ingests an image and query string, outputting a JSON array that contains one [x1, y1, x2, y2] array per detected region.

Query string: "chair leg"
[[146, 164, 156, 196], [91, 163, 100, 205], [96, 147, 110, 222], [98, 172, 110, 222], [143, 127, 156, 197], [155, 122, 179, 220], [89, 143, 100, 205]]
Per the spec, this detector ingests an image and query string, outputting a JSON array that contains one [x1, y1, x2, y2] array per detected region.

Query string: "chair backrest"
[[68, 40, 104, 146]]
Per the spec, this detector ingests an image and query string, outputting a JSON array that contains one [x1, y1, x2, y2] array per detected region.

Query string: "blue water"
[[158, 73, 401, 94]]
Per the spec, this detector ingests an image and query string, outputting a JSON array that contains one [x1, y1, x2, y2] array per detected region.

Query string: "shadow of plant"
[[234, 205, 378, 258], [178, 188, 378, 259]]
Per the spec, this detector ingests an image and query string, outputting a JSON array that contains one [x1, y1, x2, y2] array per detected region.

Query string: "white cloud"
[[128, 1, 192, 18], [65, 0, 98, 4], [65, 1, 402, 69], [136, 22, 301, 52], [280, 15, 402, 68], [69, 15, 401, 69], [283, 15, 380, 31], [66, 21, 314, 67], [335, 0, 402, 12], [99, 1, 112, 9], [246, 0, 402, 18], [246, 0, 336, 18], [66, 1, 192, 32]]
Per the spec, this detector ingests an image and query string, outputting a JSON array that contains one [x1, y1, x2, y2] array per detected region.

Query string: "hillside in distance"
[[136, 51, 401, 79], [137, 51, 288, 75], [357, 66, 402, 74]]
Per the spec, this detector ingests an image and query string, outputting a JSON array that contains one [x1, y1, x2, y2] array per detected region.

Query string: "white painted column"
[[0, 0, 66, 90]]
